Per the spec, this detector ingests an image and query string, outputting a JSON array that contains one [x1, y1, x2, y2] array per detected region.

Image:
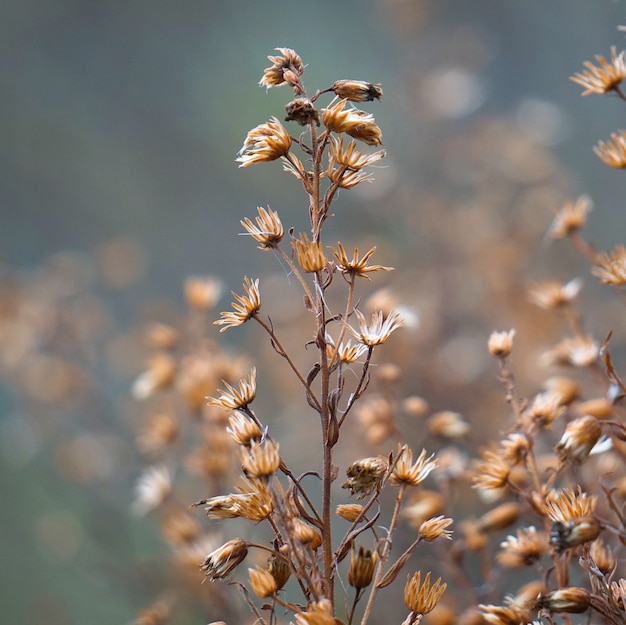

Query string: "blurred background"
[[2, 1, 626, 623]]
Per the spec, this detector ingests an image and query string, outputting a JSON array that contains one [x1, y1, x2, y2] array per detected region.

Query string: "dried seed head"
[[499, 433, 531, 465], [404, 571, 447, 615], [549, 196, 592, 239], [428, 411, 470, 438], [241, 206, 284, 250], [571, 47, 626, 95], [332, 80, 383, 102], [392, 446, 437, 487], [234, 477, 275, 521], [487, 329, 515, 358], [184, 276, 222, 311], [472, 451, 510, 491], [348, 545, 378, 589], [132, 353, 177, 400], [248, 566, 277, 598], [401, 491, 445, 529], [214, 277, 261, 331], [322, 99, 383, 146], [326, 337, 368, 365], [555, 415, 602, 464], [497, 526, 547, 567], [333, 241, 392, 280], [589, 538, 615, 574], [291, 518, 322, 549], [132, 465, 172, 516], [418, 515, 453, 541], [342, 456, 389, 499], [350, 309, 405, 346], [478, 603, 530, 625], [540, 335, 599, 368], [208, 368, 257, 410], [201, 538, 248, 581], [528, 278, 582, 310], [267, 551, 291, 590], [545, 486, 597, 523], [525, 391, 565, 428], [236, 117, 292, 167], [336, 503, 364, 522], [592, 244, 626, 285], [240, 439, 281, 479], [475, 502, 521, 533], [292, 232, 328, 273], [550, 516, 602, 552], [227, 411, 263, 447], [594, 131, 626, 169], [284, 97, 319, 126], [260, 48, 305, 89], [535, 588, 591, 614], [293, 600, 335, 625]]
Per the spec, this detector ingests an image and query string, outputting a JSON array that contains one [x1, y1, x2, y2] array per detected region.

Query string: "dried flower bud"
[[475, 502, 521, 533], [291, 518, 322, 549], [392, 446, 437, 487], [248, 566, 277, 598], [336, 503, 364, 522], [132, 353, 177, 400], [575, 397, 613, 420], [241, 205, 284, 250], [332, 80, 383, 102], [348, 545, 378, 589], [292, 232, 328, 273], [184, 276, 222, 311], [322, 99, 383, 146], [592, 244, 626, 284], [497, 526, 547, 567], [487, 329, 515, 358], [240, 439, 280, 479], [201, 538, 248, 581], [418, 515, 453, 541], [285, 97, 319, 126], [535, 588, 591, 614], [402, 396, 430, 418], [401, 491, 444, 529], [594, 131, 626, 169], [428, 411, 470, 438], [236, 117, 292, 167], [227, 411, 263, 447], [555, 415, 602, 464], [342, 456, 389, 499], [267, 551, 291, 590], [589, 538, 615, 574], [549, 196, 592, 239], [550, 516, 602, 552], [293, 600, 335, 625], [259, 48, 304, 89], [404, 571, 447, 615]]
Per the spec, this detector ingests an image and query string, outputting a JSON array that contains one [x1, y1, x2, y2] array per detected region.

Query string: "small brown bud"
[[575, 397, 613, 419], [555, 415, 602, 464], [348, 545, 378, 589], [475, 503, 520, 533], [550, 516, 602, 552], [419, 515, 453, 541], [201, 538, 248, 581], [342, 456, 389, 499], [292, 518, 322, 550], [267, 552, 291, 591], [248, 566, 277, 598], [336, 503, 364, 522], [285, 97, 319, 126], [331, 80, 383, 102], [487, 329, 515, 358], [536, 588, 591, 614]]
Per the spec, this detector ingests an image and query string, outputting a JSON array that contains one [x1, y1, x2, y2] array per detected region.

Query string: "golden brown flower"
[[326, 336, 368, 364], [236, 117, 292, 167], [292, 232, 328, 273], [132, 465, 172, 515], [418, 515, 453, 541], [248, 566, 277, 598], [594, 131, 626, 168], [240, 439, 281, 479], [350, 309, 405, 346], [328, 135, 386, 172], [549, 196, 592, 239], [499, 433, 531, 465], [291, 518, 323, 549], [197, 478, 274, 521], [208, 368, 257, 410], [240, 206, 284, 250], [259, 48, 304, 89], [333, 242, 393, 280], [392, 446, 437, 487], [545, 486, 596, 523], [527, 278, 582, 310], [201, 538, 248, 581], [332, 80, 383, 102], [592, 244, 626, 285], [497, 526, 547, 567], [322, 99, 383, 146], [348, 544, 378, 589], [570, 47, 626, 95], [487, 329, 515, 358], [293, 600, 335, 625], [227, 411, 263, 447], [589, 538, 615, 574], [555, 415, 602, 464], [550, 516, 602, 552], [214, 277, 261, 331], [525, 391, 565, 428], [404, 571, 447, 615], [342, 456, 389, 499]]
